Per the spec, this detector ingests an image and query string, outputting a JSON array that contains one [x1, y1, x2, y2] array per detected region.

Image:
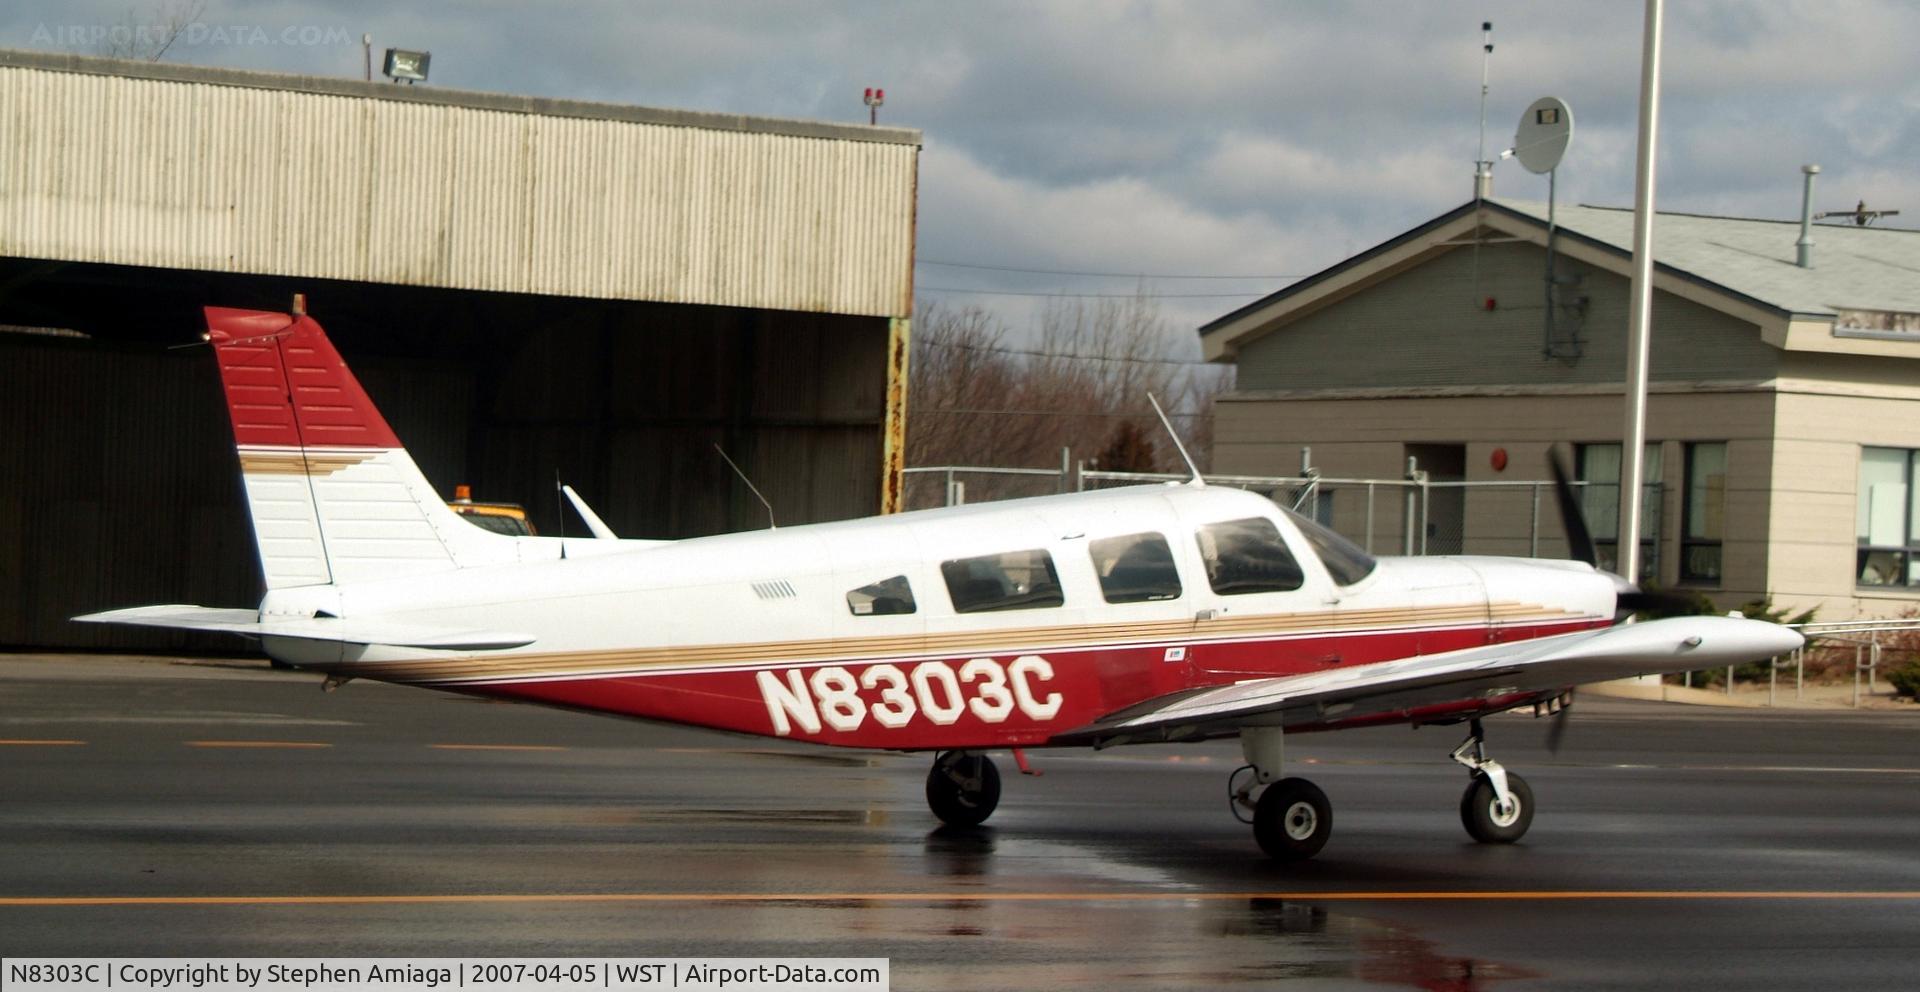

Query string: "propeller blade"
[[1548, 447, 1598, 568], [1616, 588, 1707, 616], [1546, 700, 1572, 755]]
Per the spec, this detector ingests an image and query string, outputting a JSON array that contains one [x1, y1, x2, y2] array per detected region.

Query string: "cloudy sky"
[[5, 0, 1915, 339]]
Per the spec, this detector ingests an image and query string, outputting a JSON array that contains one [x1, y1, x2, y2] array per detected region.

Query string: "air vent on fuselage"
[[751, 580, 797, 600]]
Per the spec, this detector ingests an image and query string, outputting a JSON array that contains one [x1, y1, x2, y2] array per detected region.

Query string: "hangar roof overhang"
[[0, 48, 921, 319], [1199, 197, 1920, 362]]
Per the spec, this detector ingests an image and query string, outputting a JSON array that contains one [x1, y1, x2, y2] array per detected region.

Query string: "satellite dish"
[[1513, 96, 1573, 174]]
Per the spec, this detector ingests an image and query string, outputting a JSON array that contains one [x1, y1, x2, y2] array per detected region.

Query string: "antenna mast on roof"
[[1816, 200, 1902, 227], [1475, 21, 1494, 199]]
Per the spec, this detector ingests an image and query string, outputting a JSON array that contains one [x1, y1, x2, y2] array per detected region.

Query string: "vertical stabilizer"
[[205, 306, 512, 589]]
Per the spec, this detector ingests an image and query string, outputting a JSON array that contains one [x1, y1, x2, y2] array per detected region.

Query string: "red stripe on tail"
[[204, 307, 401, 450]]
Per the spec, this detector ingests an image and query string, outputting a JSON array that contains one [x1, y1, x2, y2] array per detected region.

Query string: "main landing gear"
[[1232, 719, 1537, 861], [926, 750, 1001, 827], [1231, 728, 1334, 861]]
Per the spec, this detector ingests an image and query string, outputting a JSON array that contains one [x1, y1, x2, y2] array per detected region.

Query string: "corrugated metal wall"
[[0, 337, 259, 650], [0, 54, 917, 319]]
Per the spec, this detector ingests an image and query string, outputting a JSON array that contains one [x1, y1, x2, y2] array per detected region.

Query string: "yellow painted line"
[[183, 740, 332, 749], [0, 739, 86, 746], [429, 744, 568, 752], [5, 890, 1920, 908]]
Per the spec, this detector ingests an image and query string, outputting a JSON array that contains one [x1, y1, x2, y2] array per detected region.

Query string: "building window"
[[1680, 443, 1727, 584], [1576, 443, 1660, 582], [1857, 447, 1920, 587]]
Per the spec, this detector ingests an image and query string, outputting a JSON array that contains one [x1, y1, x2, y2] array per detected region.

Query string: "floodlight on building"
[[382, 48, 430, 84]]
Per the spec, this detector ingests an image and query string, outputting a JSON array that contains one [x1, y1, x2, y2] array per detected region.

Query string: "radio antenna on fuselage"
[[714, 443, 777, 529], [1148, 392, 1204, 488]]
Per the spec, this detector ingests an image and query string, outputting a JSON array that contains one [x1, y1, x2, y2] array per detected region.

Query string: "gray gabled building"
[[1201, 197, 1920, 618]]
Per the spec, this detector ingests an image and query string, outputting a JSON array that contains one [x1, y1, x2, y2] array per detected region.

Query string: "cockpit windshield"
[[1284, 509, 1378, 586]]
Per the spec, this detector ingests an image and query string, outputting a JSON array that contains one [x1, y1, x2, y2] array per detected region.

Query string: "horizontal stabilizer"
[[1055, 615, 1804, 746], [74, 605, 536, 651]]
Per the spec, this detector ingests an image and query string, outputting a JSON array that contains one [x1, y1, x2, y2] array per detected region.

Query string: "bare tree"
[[95, 0, 206, 62], [906, 294, 1233, 505]]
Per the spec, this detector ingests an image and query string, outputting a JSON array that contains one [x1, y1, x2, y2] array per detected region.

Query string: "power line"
[[927, 407, 1210, 419], [924, 338, 1222, 367], [920, 285, 1269, 300], [919, 258, 1305, 280]]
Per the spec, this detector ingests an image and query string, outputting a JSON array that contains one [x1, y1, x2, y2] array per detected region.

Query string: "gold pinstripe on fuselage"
[[339, 602, 1598, 684]]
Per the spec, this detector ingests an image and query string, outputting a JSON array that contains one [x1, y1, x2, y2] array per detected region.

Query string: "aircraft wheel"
[[1253, 777, 1332, 861], [925, 752, 1001, 827], [1460, 771, 1534, 844]]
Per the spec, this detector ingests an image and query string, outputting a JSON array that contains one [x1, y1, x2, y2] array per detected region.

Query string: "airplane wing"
[[1053, 615, 1803, 747], [74, 605, 536, 651]]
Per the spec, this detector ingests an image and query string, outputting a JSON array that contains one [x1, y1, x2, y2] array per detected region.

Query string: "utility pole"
[[863, 87, 884, 125], [1619, 0, 1664, 585]]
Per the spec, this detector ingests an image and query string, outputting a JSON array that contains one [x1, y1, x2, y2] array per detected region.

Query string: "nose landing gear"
[[1451, 718, 1534, 844]]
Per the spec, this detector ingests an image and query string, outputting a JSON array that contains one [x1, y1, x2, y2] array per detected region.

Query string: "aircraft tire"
[[1253, 777, 1332, 861], [925, 752, 1001, 827], [1460, 771, 1534, 844]]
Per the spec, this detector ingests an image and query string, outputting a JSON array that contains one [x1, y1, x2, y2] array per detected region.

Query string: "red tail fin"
[[204, 307, 401, 450], [203, 306, 512, 589]]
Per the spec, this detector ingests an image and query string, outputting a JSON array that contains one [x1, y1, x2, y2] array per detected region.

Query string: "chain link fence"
[[904, 462, 1647, 560], [899, 459, 1920, 705]]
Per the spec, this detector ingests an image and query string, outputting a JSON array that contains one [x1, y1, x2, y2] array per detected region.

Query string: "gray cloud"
[[3, 0, 1914, 336]]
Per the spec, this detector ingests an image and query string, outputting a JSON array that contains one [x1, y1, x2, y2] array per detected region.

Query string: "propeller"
[[1546, 446, 1698, 617], [1547, 451, 1597, 569], [1545, 690, 1573, 755]]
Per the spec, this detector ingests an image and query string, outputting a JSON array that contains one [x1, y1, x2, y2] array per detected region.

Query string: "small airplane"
[[80, 302, 1803, 861]]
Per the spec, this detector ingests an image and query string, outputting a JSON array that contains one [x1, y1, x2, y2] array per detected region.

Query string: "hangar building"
[[0, 50, 919, 649], [1202, 196, 1920, 619]]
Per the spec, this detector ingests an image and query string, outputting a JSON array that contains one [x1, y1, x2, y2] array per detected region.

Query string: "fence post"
[[1726, 666, 1734, 697], [1420, 477, 1432, 556], [1364, 483, 1376, 553], [1795, 646, 1803, 703], [1854, 643, 1863, 708], [1059, 447, 1071, 494], [1530, 484, 1541, 558], [1403, 457, 1419, 556]]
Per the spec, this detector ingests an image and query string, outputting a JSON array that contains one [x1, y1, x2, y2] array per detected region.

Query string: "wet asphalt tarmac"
[[5, 654, 1920, 990]]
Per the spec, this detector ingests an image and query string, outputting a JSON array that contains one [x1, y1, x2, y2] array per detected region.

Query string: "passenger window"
[[1285, 509, 1378, 586], [941, 549, 1064, 613], [847, 575, 916, 616], [1196, 517, 1304, 595], [1089, 532, 1182, 604]]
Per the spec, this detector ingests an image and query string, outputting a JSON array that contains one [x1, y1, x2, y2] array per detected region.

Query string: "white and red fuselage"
[[264, 493, 1617, 751], [166, 306, 1619, 752]]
